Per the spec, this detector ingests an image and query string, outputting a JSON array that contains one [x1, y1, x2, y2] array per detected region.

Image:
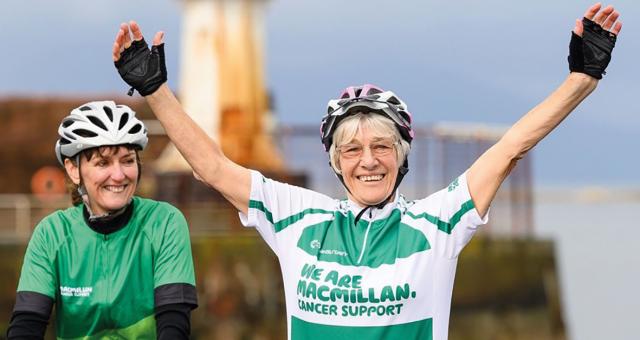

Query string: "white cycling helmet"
[[55, 101, 148, 165]]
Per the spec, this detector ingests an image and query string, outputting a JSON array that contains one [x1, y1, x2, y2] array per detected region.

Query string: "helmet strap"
[[371, 158, 408, 210], [76, 154, 95, 216]]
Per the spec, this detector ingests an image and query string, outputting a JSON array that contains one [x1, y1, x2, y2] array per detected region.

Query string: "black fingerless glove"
[[568, 18, 617, 80], [114, 38, 167, 96]]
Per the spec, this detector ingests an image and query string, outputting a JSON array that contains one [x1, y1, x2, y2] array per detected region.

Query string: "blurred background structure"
[[159, 0, 283, 172], [1, 0, 639, 339]]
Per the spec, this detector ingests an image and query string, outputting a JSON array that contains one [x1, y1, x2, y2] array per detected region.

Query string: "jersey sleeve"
[[238, 170, 336, 256], [410, 171, 488, 259], [16, 221, 58, 299], [153, 207, 197, 291]]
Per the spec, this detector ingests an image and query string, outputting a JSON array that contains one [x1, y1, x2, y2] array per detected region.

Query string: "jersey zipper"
[[356, 209, 375, 265], [103, 233, 112, 328]]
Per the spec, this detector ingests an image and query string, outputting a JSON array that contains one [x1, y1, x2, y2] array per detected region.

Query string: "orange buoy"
[[31, 166, 66, 198]]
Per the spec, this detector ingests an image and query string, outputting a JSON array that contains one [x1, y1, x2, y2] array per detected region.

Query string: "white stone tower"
[[155, 0, 282, 172]]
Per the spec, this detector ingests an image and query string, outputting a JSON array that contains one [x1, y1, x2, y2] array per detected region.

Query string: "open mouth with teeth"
[[357, 174, 385, 182], [103, 184, 128, 193]]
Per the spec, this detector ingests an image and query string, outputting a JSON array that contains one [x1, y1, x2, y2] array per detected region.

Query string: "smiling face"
[[65, 146, 139, 215], [339, 127, 399, 206], [330, 113, 408, 207]]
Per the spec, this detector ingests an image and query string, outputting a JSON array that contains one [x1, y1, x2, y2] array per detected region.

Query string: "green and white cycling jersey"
[[240, 170, 487, 340], [15, 196, 197, 340]]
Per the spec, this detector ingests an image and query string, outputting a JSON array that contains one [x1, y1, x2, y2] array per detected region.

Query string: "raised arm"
[[113, 22, 251, 213], [467, 3, 621, 217]]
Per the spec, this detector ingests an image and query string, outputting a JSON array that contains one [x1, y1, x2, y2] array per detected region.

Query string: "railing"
[[0, 123, 533, 241], [0, 194, 70, 243]]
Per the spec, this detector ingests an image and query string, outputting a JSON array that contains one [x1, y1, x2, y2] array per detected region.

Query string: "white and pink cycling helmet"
[[320, 84, 414, 152]]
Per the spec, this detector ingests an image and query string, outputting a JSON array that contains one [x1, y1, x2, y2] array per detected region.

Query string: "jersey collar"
[[344, 191, 402, 222]]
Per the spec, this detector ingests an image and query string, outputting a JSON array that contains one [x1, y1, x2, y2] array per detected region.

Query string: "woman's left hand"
[[573, 3, 622, 36], [569, 3, 621, 80]]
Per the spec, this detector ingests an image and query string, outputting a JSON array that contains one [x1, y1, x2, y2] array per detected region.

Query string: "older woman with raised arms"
[[111, 3, 620, 340]]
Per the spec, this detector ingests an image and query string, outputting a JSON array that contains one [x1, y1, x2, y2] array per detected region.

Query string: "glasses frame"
[[337, 139, 398, 159]]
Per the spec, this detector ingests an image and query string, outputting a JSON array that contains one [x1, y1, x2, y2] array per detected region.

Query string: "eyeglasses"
[[338, 140, 397, 159]]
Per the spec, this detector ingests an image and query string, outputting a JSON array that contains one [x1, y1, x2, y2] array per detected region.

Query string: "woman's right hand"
[[113, 21, 167, 96]]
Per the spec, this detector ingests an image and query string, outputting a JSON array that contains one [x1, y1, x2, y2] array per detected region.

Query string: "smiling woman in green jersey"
[[110, 3, 620, 340], [7, 101, 198, 340]]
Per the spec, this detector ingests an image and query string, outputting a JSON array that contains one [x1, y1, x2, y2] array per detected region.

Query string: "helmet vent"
[[79, 106, 92, 111], [400, 111, 412, 123], [128, 123, 142, 134], [63, 132, 76, 140], [62, 120, 74, 128], [87, 115, 108, 131], [354, 88, 363, 97], [118, 112, 129, 130], [59, 138, 71, 145], [73, 129, 98, 138], [387, 96, 401, 105], [103, 106, 114, 122], [368, 88, 382, 95]]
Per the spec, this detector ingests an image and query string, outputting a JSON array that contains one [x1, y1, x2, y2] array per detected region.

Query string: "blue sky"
[[1, 0, 638, 186]]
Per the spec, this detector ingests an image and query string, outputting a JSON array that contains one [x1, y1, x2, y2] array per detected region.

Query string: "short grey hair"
[[329, 113, 411, 174]]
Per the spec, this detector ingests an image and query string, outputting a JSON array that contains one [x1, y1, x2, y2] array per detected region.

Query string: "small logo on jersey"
[[448, 178, 459, 192], [319, 249, 348, 257], [60, 286, 93, 297], [310, 240, 321, 249]]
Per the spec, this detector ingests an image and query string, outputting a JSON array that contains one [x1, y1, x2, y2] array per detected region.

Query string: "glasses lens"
[[339, 140, 395, 158], [371, 141, 395, 156], [340, 144, 363, 158]]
